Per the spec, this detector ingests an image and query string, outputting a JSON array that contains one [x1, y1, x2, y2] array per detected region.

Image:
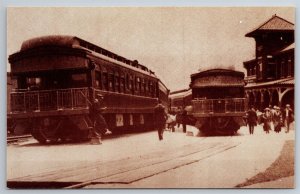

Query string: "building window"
[[288, 57, 292, 77], [281, 58, 287, 78], [247, 68, 250, 76], [257, 61, 262, 79]]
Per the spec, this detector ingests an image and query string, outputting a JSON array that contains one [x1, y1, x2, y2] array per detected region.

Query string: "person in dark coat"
[[176, 111, 182, 128], [182, 109, 187, 133], [273, 106, 282, 133], [282, 104, 294, 133], [154, 100, 167, 140], [89, 94, 112, 144], [247, 106, 258, 135]]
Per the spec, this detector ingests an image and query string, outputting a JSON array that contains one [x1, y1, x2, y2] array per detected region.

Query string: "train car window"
[[141, 79, 144, 94], [102, 72, 108, 91], [130, 78, 134, 94], [95, 71, 101, 89], [126, 74, 129, 89], [153, 83, 157, 97], [149, 81, 152, 96], [144, 80, 147, 96], [26, 77, 42, 90], [135, 77, 140, 93], [120, 77, 125, 93], [71, 73, 87, 88], [227, 87, 243, 98], [108, 73, 114, 92], [128, 75, 133, 94], [17, 76, 27, 89], [115, 74, 120, 93], [138, 77, 142, 95], [145, 79, 148, 96]]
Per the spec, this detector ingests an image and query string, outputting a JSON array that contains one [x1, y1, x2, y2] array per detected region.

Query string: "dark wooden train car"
[[169, 89, 192, 113], [190, 69, 246, 135], [8, 35, 169, 143], [169, 89, 196, 125]]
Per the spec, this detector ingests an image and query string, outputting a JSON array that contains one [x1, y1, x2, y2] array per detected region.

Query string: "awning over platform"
[[245, 77, 294, 88]]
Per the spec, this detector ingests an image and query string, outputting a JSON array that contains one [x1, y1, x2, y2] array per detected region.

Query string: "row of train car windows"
[[95, 71, 157, 97]]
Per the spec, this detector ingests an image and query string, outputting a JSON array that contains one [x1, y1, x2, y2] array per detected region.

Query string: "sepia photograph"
[[6, 6, 295, 189]]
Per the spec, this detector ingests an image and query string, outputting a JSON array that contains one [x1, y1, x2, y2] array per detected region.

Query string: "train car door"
[[213, 99, 225, 113]]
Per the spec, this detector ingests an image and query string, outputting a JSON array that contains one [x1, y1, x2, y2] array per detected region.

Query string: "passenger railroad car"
[[8, 35, 169, 143], [190, 69, 246, 135]]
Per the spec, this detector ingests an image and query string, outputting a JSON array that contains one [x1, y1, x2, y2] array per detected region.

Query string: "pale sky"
[[7, 7, 294, 91]]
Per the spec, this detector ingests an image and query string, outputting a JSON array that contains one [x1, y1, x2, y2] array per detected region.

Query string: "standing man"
[[89, 94, 112, 144], [154, 100, 167, 141], [282, 104, 293, 133], [247, 106, 258, 135], [182, 109, 187, 133], [273, 106, 282, 133]]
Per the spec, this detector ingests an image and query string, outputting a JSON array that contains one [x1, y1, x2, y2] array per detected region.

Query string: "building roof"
[[277, 42, 295, 54], [278, 78, 294, 85], [246, 15, 294, 37], [245, 77, 294, 88]]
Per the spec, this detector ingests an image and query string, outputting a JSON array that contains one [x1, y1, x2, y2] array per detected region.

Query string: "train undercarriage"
[[8, 87, 157, 144], [194, 116, 245, 136]]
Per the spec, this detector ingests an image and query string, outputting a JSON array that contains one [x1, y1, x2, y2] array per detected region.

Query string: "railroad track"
[[7, 140, 240, 188], [7, 135, 32, 144]]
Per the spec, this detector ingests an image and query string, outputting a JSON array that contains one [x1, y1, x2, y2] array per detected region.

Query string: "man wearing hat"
[[154, 100, 167, 140], [247, 106, 258, 135], [89, 94, 112, 144], [282, 104, 294, 133], [262, 107, 272, 134], [273, 106, 283, 133]]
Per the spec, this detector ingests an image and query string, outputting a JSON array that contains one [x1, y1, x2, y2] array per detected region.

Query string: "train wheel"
[[32, 126, 59, 144], [214, 117, 230, 130], [31, 120, 61, 144]]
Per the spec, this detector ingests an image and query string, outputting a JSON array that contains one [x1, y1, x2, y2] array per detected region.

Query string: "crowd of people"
[[89, 97, 186, 144], [246, 104, 294, 135], [89, 96, 294, 144]]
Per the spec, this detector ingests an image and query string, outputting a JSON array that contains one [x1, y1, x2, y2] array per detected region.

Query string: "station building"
[[243, 15, 294, 110]]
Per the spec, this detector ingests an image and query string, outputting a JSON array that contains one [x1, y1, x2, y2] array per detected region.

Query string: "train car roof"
[[191, 68, 244, 78], [169, 88, 192, 99], [158, 79, 169, 92], [17, 35, 157, 77], [190, 69, 245, 88], [20, 35, 76, 51]]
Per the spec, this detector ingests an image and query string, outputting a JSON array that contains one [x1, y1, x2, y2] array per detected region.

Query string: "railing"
[[192, 98, 245, 114], [10, 87, 89, 113]]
